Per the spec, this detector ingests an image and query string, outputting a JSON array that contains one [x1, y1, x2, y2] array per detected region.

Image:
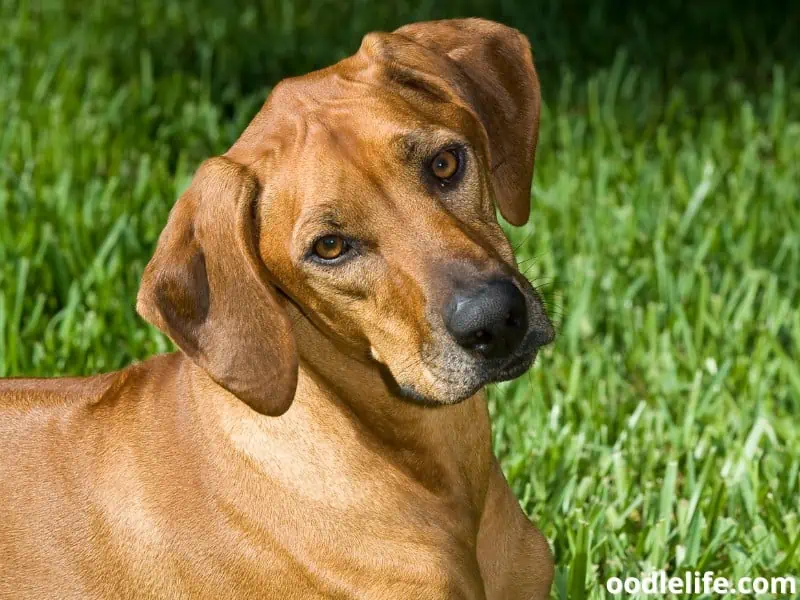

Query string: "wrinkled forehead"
[[282, 109, 453, 231], [293, 110, 462, 181], [224, 54, 485, 234], [248, 89, 452, 181], [227, 49, 479, 169]]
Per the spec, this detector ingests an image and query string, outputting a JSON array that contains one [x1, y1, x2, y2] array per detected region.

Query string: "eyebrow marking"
[[397, 132, 422, 162], [397, 130, 469, 158], [298, 207, 345, 233]]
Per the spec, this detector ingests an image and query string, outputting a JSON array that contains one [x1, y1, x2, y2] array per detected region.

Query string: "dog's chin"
[[486, 350, 538, 383], [395, 384, 459, 408], [393, 349, 540, 408]]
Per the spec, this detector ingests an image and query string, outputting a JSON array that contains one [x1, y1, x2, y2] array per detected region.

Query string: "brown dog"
[[0, 18, 555, 599]]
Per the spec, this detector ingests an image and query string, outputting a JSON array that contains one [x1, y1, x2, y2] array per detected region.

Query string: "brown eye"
[[431, 150, 459, 180], [314, 235, 346, 260]]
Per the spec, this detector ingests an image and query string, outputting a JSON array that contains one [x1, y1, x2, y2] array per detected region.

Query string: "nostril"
[[506, 310, 523, 329]]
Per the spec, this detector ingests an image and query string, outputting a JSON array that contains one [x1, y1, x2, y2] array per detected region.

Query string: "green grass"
[[494, 61, 800, 597], [1, 1, 799, 598]]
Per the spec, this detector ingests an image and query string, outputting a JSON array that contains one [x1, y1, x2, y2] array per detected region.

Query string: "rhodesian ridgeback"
[[0, 18, 555, 599]]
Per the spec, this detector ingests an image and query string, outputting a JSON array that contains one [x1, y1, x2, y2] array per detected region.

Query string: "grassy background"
[[1, 0, 799, 597]]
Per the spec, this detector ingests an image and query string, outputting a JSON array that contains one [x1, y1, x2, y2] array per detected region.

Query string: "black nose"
[[446, 280, 527, 360]]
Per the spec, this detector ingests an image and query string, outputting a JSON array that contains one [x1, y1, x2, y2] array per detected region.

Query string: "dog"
[[0, 18, 555, 599]]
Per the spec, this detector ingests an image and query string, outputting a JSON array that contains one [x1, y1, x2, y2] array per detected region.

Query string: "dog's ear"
[[137, 157, 297, 416], [379, 18, 541, 226]]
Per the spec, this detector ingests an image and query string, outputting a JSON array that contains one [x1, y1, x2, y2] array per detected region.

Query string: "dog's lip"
[[482, 325, 551, 383], [487, 351, 537, 383]]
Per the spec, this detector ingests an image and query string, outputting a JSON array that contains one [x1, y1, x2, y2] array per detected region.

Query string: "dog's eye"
[[431, 150, 459, 180], [313, 235, 347, 260]]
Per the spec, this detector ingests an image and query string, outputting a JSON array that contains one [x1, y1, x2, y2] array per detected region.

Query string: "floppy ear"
[[137, 157, 297, 416], [390, 18, 541, 226]]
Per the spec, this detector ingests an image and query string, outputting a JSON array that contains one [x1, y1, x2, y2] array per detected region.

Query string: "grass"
[[1, 1, 799, 598], [494, 60, 800, 597]]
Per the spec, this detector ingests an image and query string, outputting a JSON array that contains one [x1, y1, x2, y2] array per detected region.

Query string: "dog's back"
[[0, 355, 182, 598]]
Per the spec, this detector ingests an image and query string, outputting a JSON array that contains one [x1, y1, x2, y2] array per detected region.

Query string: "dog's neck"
[[287, 306, 493, 507], [184, 306, 493, 518]]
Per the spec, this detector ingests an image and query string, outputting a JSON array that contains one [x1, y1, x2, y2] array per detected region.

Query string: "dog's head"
[[137, 18, 554, 415]]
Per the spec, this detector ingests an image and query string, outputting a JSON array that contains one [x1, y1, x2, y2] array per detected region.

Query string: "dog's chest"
[[149, 418, 487, 598], [242, 504, 484, 599], [227, 448, 485, 597], [110, 475, 486, 600]]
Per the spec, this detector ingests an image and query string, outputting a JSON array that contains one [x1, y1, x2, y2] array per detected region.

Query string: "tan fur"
[[0, 18, 554, 599]]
